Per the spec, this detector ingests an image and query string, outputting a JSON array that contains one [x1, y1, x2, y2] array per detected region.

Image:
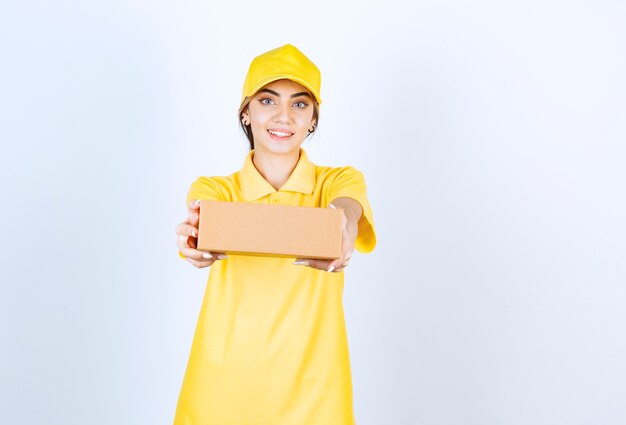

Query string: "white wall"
[[1, 0, 625, 424]]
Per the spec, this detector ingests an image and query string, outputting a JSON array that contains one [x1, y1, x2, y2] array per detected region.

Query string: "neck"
[[252, 148, 301, 191]]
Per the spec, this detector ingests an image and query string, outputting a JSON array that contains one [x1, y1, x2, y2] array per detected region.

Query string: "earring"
[[308, 124, 316, 133]]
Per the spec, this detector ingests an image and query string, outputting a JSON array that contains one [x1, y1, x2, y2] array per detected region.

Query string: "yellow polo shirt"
[[174, 148, 376, 425]]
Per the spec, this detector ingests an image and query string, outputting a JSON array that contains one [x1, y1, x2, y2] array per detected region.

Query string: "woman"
[[174, 44, 376, 424]]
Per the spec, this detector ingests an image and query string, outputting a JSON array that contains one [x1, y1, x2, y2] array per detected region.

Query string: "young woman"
[[174, 44, 376, 424]]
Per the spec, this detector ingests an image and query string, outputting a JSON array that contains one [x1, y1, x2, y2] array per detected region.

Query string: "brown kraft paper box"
[[197, 200, 343, 260]]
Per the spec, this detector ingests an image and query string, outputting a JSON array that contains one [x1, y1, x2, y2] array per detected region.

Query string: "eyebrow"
[[259, 88, 311, 99]]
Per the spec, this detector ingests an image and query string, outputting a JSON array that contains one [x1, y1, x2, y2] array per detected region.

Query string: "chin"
[[258, 140, 304, 154]]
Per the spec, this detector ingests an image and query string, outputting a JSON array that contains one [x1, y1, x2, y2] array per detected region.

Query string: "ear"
[[241, 110, 250, 126]]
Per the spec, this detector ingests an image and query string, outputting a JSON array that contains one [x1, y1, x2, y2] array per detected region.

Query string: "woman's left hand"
[[293, 200, 360, 273]]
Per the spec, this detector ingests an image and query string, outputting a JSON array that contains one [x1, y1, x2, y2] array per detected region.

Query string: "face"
[[241, 79, 317, 156]]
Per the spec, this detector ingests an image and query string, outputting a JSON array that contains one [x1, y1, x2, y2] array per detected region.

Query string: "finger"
[[210, 251, 229, 261], [176, 232, 197, 251], [185, 211, 200, 227], [175, 223, 199, 251], [185, 257, 213, 268], [326, 258, 343, 273], [331, 259, 350, 273], [179, 244, 215, 261], [293, 258, 333, 272], [187, 199, 201, 226], [175, 222, 198, 238]]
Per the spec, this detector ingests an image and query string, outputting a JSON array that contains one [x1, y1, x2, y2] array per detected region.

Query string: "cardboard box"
[[197, 200, 343, 259]]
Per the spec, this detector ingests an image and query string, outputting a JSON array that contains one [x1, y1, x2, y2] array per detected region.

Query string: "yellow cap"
[[240, 44, 322, 108]]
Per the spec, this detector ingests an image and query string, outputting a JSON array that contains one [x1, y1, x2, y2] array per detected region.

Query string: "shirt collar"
[[239, 148, 316, 202]]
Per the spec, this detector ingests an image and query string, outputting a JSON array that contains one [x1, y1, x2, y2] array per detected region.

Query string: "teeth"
[[269, 130, 291, 137]]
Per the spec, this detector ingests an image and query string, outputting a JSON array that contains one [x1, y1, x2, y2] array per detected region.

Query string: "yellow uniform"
[[174, 148, 376, 425]]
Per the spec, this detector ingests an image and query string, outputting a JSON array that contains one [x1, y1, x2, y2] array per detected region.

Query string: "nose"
[[273, 102, 291, 124]]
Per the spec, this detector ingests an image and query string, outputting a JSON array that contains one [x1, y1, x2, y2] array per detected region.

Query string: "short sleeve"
[[179, 177, 225, 260], [186, 176, 224, 205], [328, 166, 376, 254]]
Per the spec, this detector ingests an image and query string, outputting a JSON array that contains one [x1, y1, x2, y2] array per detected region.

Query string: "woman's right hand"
[[176, 199, 228, 268]]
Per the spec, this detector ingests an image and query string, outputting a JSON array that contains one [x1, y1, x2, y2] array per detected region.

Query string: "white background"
[[1, 0, 625, 424]]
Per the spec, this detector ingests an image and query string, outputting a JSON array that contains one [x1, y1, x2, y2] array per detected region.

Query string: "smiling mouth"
[[268, 129, 294, 139]]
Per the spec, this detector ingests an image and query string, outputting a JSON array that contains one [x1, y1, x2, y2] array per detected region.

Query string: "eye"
[[293, 101, 308, 109], [259, 97, 275, 105]]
